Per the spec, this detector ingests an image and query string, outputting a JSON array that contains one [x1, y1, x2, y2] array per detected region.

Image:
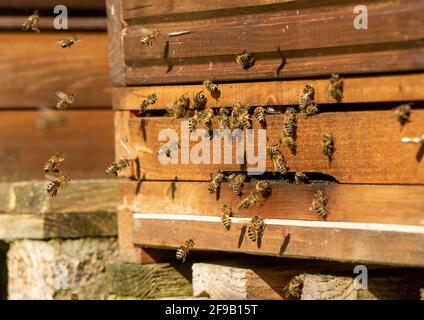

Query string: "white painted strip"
[[133, 213, 424, 234]]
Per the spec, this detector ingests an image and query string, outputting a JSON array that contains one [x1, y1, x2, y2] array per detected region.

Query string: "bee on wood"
[[267, 145, 288, 177], [256, 180, 272, 198], [201, 107, 215, 125], [22, 10, 40, 32], [305, 103, 319, 116], [329, 74, 344, 103], [46, 174, 70, 198], [188, 110, 203, 133], [284, 274, 305, 299], [140, 29, 160, 46], [239, 109, 252, 129], [238, 192, 258, 210], [282, 107, 297, 152], [139, 93, 157, 115], [176, 239, 195, 263], [254, 107, 266, 127], [208, 170, 226, 194], [203, 79, 221, 100], [299, 85, 315, 113], [56, 91, 77, 111], [310, 190, 328, 218], [193, 91, 207, 110], [266, 145, 281, 159], [157, 141, 179, 158], [247, 215, 265, 242], [229, 173, 246, 196], [44, 153, 65, 174], [321, 133, 335, 160], [294, 172, 309, 184], [395, 103, 412, 125], [106, 159, 131, 176], [58, 35, 79, 49], [218, 108, 231, 131], [236, 50, 256, 70], [221, 204, 233, 231]]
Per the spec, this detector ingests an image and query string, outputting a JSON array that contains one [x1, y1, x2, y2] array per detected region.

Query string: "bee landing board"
[[107, 0, 424, 266]]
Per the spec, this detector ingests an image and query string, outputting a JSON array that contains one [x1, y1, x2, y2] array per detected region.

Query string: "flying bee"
[[58, 35, 80, 48], [208, 170, 226, 194], [201, 107, 215, 125], [203, 79, 221, 100], [310, 190, 328, 218], [254, 107, 266, 127], [56, 91, 77, 111], [45, 174, 70, 198], [140, 29, 160, 46], [294, 172, 309, 184], [138, 93, 157, 115], [256, 180, 272, 198], [221, 204, 233, 231], [321, 133, 335, 160], [238, 192, 258, 210], [44, 153, 65, 174], [22, 10, 40, 32], [395, 103, 412, 125], [329, 74, 344, 103], [247, 215, 265, 243], [236, 50, 256, 70], [299, 85, 315, 112], [176, 239, 195, 263], [157, 141, 179, 158], [229, 173, 246, 196], [283, 275, 305, 299], [305, 103, 319, 116], [106, 159, 131, 176], [193, 91, 207, 110]]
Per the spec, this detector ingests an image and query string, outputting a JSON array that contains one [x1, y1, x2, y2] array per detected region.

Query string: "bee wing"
[[133, 93, 146, 98], [56, 91, 68, 99], [44, 172, 57, 181]]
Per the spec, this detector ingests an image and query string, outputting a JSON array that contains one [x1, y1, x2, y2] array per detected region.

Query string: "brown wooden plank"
[[133, 217, 424, 267], [0, 16, 106, 30], [0, 32, 111, 108], [113, 73, 424, 110], [115, 109, 424, 183], [119, 181, 424, 227], [0, 110, 114, 181], [1, 0, 105, 10]]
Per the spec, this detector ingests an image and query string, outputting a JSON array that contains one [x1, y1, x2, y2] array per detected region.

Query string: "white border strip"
[[133, 213, 424, 234]]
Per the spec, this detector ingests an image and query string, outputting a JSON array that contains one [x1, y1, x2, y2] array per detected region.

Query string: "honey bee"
[[70, 293, 79, 300], [299, 85, 315, 113], [193, 91, 207, 110], [44, 153, 65, 174], [247, 216, 265, 242], [188, 110, 203, 133], [218, 108, 231, 131], [395, 103, 412, 125], [203, 79, 221, 100], [321, 133, 335, 160], [139, 94, 157, 115], [254, 107, 266, 127], [56, 91, 77, 111], [208, 170, 226, 194], [256, 180, 272, 198], [239, 109, 252, 129], [176, 239, 195, 263], [283, 275, 305, 299], [282, 108, 297, 152], [201, 107, 215, 125], [294, 172, 309, 184], [140, 29, 160, 46], [305, 103, 319, 116], [229, 173, 246, 196], [238, 192, 258, 210], [106, 159, 131, 176], [46, 174, 70, 198], [310, 190, 328, 218], [266, 145, 281, 159], [329, 74, 344, 103], [221, 204, 233, 231], [22, 10, 40, 32], [236, 50, 256, 70], [58, 35, 79, 48], [267, 145, 288, 177]]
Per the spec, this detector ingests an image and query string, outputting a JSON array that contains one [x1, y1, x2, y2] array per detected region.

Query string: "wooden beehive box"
[[107, 0, 424, 266]]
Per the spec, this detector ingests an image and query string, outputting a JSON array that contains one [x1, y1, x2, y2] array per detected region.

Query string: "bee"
[[238, 192, 257, 210], [254, 107, 266, 127], [56, 91, 77, 111], [203, 79, 221, 100], [266, 145, 281, 159], [178, 94, 191, 110], [256, 180, 272, 198], [70, 293, 79, 300], [299, 85, 315, 112], [22, 10, 40, 32], [218, 108, 231, 131], [229, 173, 246, 196], [202, 107, 215, 125], [176, 239, 195, 263], [283, 275, 305, 299], [106, 159, 131, 176], [157, 141, 179, 158], [46, 175, 70, 198], [305, 103, 319, 116], [188, 111, 203, 133], [140, 29, 160, 46], [395, 103, 412, 125], [282, 108, 297, 152], [208, 171, 226, 194], [239, 109, 252, 129], [274, 156, 288, 177], [321, 133, 335, 160], [139, 94, 157, 115], [58, 35, 79, 49], [44, 153, 65, 174], [310, 190, 328, 218], [247, 216, 265, 242], [294, 172, 309, 184], [221, 204, 233, 231], [329, 74, 344, 103], [193, 91, 207, 110], [264, 107, 281, 115], [236, 50, 256, 70]]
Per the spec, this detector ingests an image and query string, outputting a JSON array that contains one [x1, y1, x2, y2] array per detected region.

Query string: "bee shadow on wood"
[[163, 40, 173, 73], [237, 225, 247, 248], [275, 47, 286, 77], [257, 232, 264, 249], [139, 118, 147, 141], [134, 158, 142, 181], [135, 179, 143, 195], [278, 233, 291, 256], [167, 177, 178, 200], [416, 143, 424, 162], [215, 187, 221, 201]]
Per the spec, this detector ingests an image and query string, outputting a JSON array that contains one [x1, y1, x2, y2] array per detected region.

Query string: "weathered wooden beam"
[[0, 17, 106, 31], [1, 0, 105, 10]]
